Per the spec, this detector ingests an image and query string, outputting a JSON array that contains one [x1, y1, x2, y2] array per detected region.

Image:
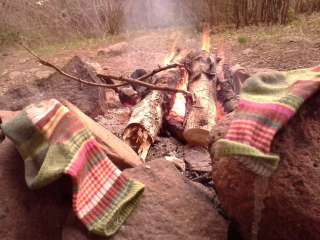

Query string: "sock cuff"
[[214, 139, 280, 175]]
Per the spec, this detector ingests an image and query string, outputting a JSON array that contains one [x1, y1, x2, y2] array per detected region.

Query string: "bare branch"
[[19, 43, 192, 97], [98, 63, 192, 96], [19, 42, 126, 89]]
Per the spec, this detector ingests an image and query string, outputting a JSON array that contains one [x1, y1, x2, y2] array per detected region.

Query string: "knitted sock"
[[2, 99, 144, 237], [213, 67, 320, 176]]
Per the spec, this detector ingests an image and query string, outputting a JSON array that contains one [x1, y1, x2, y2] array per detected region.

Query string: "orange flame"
[[202, 30, 211, 52], [169, 69, 189, 119]]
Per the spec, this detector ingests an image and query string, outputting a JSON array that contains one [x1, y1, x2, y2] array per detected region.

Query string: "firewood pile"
[[19, 31, 248, 187], [120, 33, 245, 162]]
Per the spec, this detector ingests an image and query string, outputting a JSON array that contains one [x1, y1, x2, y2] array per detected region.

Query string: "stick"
[[19, 43, 192, 97], [98, 63, 191, 96]]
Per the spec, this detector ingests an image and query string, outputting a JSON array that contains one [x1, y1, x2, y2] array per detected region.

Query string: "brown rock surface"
[[0, 56, 105, 118], [0, 111, 72, 240], [184, 146, 212, 172], [62, 160, 228, 240], [210, 92, 320, 240], [0, 111, 227, 240]]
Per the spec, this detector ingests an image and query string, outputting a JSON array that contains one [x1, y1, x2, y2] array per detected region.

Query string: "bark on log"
[[61, 100, 142, 169], [123, 68, 181, 161], [183, 51, 217, 147], [123, 90, 164, 161]]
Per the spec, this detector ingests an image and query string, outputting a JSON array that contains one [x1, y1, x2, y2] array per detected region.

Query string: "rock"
[[0, 111, 72, 240], [38, 56, 106, 118], [163, 155, 186, 172], [0, 56, 106, 117], [97, 42, 129, 57], [118, 86, 140, 106], [103, 89, 122, 108], [184, 146, 211, 172], [130, 69, 151, 98], [210, 92, 320, 240], [62, 160, 228, 240]]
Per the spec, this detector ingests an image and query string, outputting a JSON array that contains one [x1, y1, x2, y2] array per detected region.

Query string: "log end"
[[123, 124, 153, 162], [183, 128, 210, 147]]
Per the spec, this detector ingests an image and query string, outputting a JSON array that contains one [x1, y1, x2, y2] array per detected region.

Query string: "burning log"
[[164, 49, 194, 140], [183, 49, 217, 146], [165, 68, 190, 140], [123, 90, 164, 161], [123, 69, 180, 161], [216, 43, 247, 113]]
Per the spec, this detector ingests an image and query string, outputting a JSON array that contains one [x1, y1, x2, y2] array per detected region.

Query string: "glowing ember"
[[202, 30, 211, 52], [168, 69, 189, 119]]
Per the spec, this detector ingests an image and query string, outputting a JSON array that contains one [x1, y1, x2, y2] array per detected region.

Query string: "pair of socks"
[[1, 99, 144, 237]]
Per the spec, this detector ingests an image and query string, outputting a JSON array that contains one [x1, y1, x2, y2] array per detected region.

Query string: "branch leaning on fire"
[[19, 42, 195, 101]]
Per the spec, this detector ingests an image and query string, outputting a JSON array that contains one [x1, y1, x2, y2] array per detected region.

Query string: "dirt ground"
[[0, 16, 319, 240], [1, 15, 320, 92], [1, 18, 319, 186]]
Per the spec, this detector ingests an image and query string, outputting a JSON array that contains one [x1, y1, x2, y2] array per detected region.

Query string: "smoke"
[[122, 0, 190, 30]]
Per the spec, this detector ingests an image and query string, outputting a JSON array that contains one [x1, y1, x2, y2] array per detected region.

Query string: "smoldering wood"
[[165, 68, 190, 141], [123, 68, 181, 161], [123, 90, 164, 161], [183, 50, 217, 147], [216, 44, 245, 113]]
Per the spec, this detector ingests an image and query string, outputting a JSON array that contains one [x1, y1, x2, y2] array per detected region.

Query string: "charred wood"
[[123, 90, 164, 161], [183, 51, 217, 147]]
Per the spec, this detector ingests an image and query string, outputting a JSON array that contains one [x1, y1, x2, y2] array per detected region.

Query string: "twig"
[[19, 43, 192, 97], [19, 42, 126, 89], [98, 63, 192, 96]]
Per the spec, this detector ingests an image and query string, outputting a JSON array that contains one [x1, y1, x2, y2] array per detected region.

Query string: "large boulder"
[[63, 160, 228, 240], [0, 111, 71, 240], [210, 92, 320, 240]]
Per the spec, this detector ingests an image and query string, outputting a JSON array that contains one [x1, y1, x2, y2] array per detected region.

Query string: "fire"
[[201, 30, 211, 52], [169, 69, 189, 119]]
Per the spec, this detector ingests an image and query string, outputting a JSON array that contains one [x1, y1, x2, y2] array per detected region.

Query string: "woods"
[[1, 0, 320, 46]]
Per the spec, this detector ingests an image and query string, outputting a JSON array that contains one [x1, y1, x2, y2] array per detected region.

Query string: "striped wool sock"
[[2, 99, 144, 237], [213, 66, 320, 176]]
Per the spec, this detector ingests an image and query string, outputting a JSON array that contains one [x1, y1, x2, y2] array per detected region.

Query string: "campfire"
[[122, 30, 221, 161], [20, 30, 241, 162]]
